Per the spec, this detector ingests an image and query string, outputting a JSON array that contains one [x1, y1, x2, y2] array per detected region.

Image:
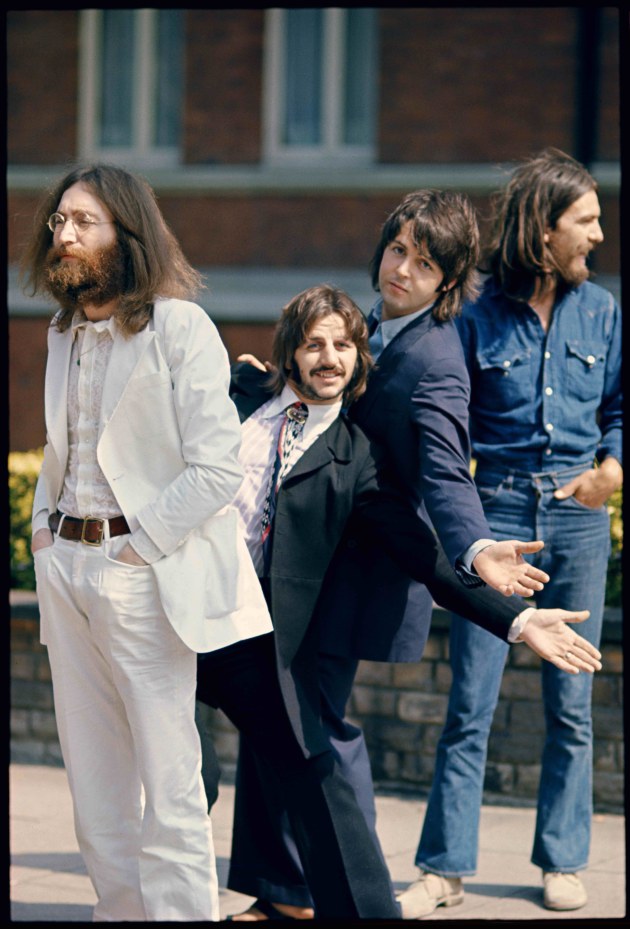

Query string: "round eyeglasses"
[[47, 212, 115, 235]]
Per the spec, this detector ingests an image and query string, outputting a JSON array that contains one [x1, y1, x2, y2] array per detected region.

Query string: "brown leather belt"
[[49, 512, 130, 546]]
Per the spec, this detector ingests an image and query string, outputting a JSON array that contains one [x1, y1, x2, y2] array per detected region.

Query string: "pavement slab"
[[9, 764, 626, 922]]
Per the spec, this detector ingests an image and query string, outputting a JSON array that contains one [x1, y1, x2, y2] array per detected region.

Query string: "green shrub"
[[9, 448, 44, 590], [606, 487, 623, 608], [7, 449, 624, 605]]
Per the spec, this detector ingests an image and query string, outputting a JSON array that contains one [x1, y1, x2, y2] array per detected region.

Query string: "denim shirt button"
[[545, 386, 553, 396], [545, 423, 554, 431], [544, 350, 551, 359]]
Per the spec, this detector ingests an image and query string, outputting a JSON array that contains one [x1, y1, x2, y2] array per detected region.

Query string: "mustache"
[[311, 365, 344, 375], [47, 244, 87, 262]]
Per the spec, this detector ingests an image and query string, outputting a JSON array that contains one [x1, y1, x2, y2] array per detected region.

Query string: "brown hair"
[[369, 189, 481, 321], [268, 284, 373, 406], [19, 163, 203, 335], [485, 147, 597, 302]]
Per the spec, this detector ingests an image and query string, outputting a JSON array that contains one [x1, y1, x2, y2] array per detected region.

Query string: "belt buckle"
[[81, 517, 105, 546]]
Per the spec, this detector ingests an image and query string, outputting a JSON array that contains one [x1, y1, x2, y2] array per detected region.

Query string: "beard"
[[559, 261, 590, 289], [549, 244, 592, 290], [44, 241, 127, 312]]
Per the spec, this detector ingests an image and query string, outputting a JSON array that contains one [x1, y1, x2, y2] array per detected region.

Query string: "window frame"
[[78, 8, 182, 169], [262, 7, 377, 166]]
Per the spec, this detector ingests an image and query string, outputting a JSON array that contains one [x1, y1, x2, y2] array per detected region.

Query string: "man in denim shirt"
[[400, 149, 622, 916]]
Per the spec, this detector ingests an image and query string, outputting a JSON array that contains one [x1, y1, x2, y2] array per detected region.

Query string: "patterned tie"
[[261, 402, 308, 572]]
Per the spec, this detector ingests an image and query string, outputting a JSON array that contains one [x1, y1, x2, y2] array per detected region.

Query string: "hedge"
[[8, 449, 622, 606]]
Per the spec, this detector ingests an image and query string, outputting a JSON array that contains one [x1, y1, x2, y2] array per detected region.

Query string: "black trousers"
[[196, 633, 399, 920], [227, 652, 383, 907]]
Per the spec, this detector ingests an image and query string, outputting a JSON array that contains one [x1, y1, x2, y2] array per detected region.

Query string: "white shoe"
[[543, 872, 587, 910], [396, 870, 464, 919]]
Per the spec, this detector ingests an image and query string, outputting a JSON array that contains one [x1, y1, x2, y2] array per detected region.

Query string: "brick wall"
[[7, 10, 79, 164], [11, 592, 624, 812], [378, 7, 620, 163], [185, 10, 264, 164]]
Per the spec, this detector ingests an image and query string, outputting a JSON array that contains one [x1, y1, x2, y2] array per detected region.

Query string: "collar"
[[370, 297, 434, 347], [71, 311, 117, 340], [258, 383, 342, 429]]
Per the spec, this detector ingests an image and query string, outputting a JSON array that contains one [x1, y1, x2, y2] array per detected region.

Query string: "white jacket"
[[32, 297, 272, 652]]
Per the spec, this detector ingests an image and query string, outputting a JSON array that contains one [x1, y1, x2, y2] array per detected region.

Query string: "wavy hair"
[[19, 163, 203, 335], [268, 284, 373, 406], [369, 189, 481, 321], [484, 147, 597, 302]]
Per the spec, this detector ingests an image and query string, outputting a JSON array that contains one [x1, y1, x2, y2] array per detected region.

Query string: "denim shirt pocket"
[[475, 346, 534, 410], [565, 340, 607, 402]]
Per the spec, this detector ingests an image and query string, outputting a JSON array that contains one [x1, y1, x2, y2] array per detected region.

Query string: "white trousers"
[[34, 535, 219, 921]]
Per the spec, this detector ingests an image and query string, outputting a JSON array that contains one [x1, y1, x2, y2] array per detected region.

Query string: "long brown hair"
[[19, 163, 203, 335], [369, 189, 481, 321], [485, 148, 597, 302], [268, 284, 373, 406]]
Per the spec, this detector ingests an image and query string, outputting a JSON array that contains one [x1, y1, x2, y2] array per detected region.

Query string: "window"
[[79, 9, 184, 167], [263, 8, 378, 164]]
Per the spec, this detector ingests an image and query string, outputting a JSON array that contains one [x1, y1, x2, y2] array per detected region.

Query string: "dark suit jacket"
[[231, 364, 524, 757], [317, 309, 507, 663]]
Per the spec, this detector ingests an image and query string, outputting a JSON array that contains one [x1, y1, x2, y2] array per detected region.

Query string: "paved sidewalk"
[[9, 763, 626, 922]]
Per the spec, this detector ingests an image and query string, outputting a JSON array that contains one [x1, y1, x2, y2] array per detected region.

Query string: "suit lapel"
[[282, 417, 351, 484], [354, 311, 435, 420], [100, 323, 156, 427], [44, 325, 73, 468]]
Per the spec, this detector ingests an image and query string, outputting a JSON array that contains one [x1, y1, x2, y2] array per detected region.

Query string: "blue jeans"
[[416, 464, 610, 875]]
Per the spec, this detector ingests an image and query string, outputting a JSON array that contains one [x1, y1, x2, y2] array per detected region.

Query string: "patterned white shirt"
[[233, 384, 342, 575], [54, 312, 161, 562]]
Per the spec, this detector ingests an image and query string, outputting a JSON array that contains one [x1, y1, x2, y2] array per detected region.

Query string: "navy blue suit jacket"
[[317, 310, 498, 663], [230, 363, 520, 753]]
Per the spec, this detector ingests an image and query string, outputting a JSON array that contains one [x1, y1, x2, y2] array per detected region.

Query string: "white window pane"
[[344, 9, 377, 146], [100, 10, 135, 148], [155, 10, 183, 147], [284, 9, 323, 145]]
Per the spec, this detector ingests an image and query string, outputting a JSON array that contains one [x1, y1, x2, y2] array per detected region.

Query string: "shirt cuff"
[[461, 538, 496, 573], [128, 527, 164, 564], [508, 607, 535, 643]]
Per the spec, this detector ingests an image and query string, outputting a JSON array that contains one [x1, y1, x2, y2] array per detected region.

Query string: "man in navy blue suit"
[[220, 193, 600, 921]]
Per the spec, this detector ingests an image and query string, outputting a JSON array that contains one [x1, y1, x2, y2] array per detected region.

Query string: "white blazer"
[[33, 297, 272, 653]]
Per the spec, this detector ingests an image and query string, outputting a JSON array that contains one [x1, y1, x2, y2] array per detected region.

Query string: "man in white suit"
[[21, 164, 273, 921]]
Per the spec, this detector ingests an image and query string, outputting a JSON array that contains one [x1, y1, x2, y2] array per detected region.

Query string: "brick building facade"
[[8, 8, 621, 451], [7, 9, 623, 806]]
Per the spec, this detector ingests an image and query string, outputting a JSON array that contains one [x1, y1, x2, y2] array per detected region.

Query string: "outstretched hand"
[[472, 540, 548, 597], [519, 609, 601, 674]]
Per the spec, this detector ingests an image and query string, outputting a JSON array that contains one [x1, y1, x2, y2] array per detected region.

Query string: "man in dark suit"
[[203, 282, 601, 921]]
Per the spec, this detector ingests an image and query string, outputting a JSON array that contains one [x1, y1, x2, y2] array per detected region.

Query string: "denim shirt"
[[455, 278, 622, 473]]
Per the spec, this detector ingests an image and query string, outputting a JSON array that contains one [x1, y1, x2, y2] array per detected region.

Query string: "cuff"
[[128, 527, 164, 564], [31, 509, 50, 537], [507, 607, 535, 643]]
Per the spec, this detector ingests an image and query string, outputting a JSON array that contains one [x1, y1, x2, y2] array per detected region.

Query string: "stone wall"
[[11, 591, 624, 813]]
